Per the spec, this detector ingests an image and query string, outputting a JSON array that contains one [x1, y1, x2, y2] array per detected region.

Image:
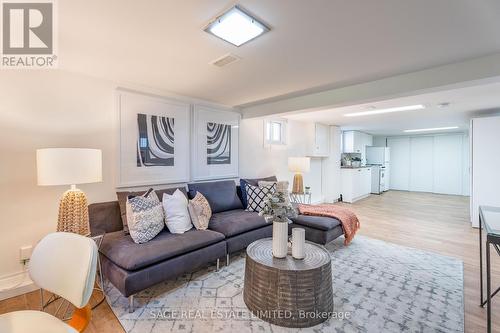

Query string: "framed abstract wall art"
[[192, 105, 240, 181], [117, 90, 190, 187]]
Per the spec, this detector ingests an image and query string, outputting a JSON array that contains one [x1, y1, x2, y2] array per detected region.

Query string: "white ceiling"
[[59, 0, 500, 106], [284, 83, 500, 136]]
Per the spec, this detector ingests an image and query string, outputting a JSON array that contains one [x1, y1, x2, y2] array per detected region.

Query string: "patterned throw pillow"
[[187, 192, 212, 230], [126, 191, 164, 244], [258, 180, 290, 205], [245, 183, 276, 212]]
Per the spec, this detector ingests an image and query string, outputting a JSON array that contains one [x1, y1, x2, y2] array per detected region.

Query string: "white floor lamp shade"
[[37, 148, 102, 235]]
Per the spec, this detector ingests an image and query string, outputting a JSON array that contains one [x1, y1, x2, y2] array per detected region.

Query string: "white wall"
[[0, 70, 236, 293], [239, 119, 341, 204], [384, 133, 469, 195], [471, 116, 500, 226]]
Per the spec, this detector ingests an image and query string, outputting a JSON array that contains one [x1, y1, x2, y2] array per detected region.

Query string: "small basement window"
[[264, 119, 286, 145]]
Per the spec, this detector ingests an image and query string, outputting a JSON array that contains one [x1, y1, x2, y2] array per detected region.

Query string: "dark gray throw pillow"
[[188, 180, 243, 214]]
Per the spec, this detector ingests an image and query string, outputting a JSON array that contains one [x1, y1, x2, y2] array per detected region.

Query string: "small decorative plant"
[[259, 191, 297, 223]]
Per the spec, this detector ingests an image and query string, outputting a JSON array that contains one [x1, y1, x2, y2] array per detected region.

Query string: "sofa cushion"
[[208, 209, 268, 237], [99, 228, 224, 271], [188, 180, 243, 214], [239, 176, 277, 208], [117, 187, 188, 233], [290, 215, 341, 231]]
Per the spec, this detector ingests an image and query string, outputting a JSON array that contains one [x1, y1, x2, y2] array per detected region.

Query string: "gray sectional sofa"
[[88, 178, 342, 312]]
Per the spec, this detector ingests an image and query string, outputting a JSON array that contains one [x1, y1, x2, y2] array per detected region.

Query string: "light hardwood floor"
[[0, 191, 498, 332]]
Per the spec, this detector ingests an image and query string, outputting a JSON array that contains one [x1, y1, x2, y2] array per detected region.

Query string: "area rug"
[[105, 236, 464, 333]]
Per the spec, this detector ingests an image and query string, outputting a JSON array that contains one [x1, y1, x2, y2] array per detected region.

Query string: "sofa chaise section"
[[289, 215, 344, 245]]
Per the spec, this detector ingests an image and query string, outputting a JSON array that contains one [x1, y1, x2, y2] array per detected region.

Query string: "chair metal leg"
[[226, 254, 230, 266], [129, 295, 134, 313], [216, 258, 220, 271]]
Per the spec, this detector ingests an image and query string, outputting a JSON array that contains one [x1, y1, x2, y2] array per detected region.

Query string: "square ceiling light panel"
[[205, 6, 269, 47]]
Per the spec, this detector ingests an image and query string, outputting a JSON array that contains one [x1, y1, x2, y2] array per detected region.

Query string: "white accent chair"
[[0, 232, 98, 333]]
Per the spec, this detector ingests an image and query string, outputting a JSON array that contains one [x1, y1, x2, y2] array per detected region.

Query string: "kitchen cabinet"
[[342, 131, 373, 164], [341, 167, 372, 203], [310, 123, 330, 157]]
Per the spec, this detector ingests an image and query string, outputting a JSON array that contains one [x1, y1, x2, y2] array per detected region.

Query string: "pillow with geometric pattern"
[[245, 183, 276, 213], [126, 191, 164, 244]]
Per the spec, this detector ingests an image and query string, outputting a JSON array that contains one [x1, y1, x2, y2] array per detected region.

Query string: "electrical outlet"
[[20, 245, 32, 261]]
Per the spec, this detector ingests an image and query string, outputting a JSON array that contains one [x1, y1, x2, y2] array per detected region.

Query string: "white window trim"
[[263, 118, 287, 146]]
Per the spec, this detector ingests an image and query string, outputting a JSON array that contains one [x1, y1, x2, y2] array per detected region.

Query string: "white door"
[[387, 137, 410, 190], [409, 136, 434, 192], [433, 134, 463, 195]]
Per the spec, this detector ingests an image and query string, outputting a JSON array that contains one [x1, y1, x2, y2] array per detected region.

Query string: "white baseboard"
[[311, 196, 327, 205], [0, 271, 37, 301]]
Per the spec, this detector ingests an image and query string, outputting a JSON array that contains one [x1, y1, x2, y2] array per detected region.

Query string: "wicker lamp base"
[[57, 187, 90, 236]]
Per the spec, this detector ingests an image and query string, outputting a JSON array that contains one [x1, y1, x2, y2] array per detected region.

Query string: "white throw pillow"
[[163, 190, 193, 234]]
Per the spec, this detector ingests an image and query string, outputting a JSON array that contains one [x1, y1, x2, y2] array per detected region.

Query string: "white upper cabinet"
[[342, 131, 373, 164], [310, 123, 330, 157]]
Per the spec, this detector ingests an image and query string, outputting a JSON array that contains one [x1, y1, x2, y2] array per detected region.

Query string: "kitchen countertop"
[[341, 166, 372, 169]]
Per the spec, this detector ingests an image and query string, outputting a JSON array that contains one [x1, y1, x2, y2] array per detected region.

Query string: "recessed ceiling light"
[[344, 104, 425, 117], [403, 126, 459, 133], [204, 6, 269, 47]]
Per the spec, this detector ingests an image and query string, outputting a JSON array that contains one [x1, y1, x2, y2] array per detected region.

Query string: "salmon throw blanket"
[[298, 204, 360, 245]]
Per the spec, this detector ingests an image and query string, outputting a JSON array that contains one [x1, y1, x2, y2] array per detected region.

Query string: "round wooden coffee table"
[[243, 238, 333, 328]]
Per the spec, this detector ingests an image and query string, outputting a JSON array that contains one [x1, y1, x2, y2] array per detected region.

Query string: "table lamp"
[[37, 148, 102, 236], [288, 157, 310, 194]]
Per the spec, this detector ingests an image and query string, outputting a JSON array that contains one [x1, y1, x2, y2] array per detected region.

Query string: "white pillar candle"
[[292, 228, 305, 259]]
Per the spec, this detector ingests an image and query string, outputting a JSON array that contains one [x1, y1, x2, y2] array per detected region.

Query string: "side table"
[[479, 206, 500, 333], [290, 192, 312, 204], [243, 238, 333, 328]]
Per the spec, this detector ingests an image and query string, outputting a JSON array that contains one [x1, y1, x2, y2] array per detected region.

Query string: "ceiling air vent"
[[210, 53, 240, 67]]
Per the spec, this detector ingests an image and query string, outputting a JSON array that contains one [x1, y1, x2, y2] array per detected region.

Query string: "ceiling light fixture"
[[204, 6, 269, 47], [403, 126, 459, 133], [345, 104, 425, 117]]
